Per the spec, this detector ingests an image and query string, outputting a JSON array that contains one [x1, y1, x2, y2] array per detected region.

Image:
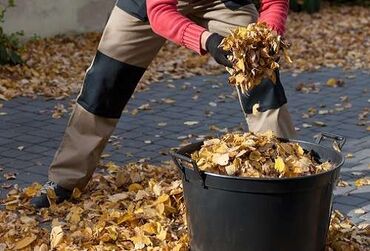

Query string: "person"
[[31, 0, 296, 208]]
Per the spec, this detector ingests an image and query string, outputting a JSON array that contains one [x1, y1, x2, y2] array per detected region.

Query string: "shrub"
[[0, 0, 23, 65]]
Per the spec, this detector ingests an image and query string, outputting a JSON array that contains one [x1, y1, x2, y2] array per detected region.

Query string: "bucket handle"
[[170, 151, 205, 187], [315, 132, 346, 151]]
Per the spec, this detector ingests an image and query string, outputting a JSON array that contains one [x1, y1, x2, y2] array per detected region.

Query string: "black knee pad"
[[238, 70, 287, 114], [77, 51, 145, 118], [223, 0, 253, 10], [116, 0, 148, 21]]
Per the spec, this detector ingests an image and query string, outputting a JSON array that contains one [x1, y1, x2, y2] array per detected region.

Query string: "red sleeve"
[[258, 0, 289, 35], [147, 0, 207, 54]]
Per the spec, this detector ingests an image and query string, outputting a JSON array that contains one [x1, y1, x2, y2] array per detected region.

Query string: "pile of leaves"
[[221, 22, 291, 92], [0, 163, 188, 250], [0, 162, 369, 250], [326, 211, 370, 250], [191, 131, 332, 178]]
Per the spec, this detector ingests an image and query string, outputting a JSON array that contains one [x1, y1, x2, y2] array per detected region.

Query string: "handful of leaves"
[[191, 131, 332, 178], [221, 22, 292, 92]]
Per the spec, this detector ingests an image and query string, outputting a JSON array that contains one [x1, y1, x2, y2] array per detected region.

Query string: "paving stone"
[[1, 150, 24, 158], [334, 195, 368, 206], [14, 153, 40, 161], [24, 164, 50, 176], [333, 203, 358, 215], [17, 171, 48, 186], [0, 158, 11, 166], [350, 186, 370, 199], [14, 134, 49, 144], [359, 202, 370, 213], [348, 217, 365, 225], [24, 145, 51, 154], [359, 212, 370, 222], [4, 159, 34, 170], [333, 186, 357, 196], [39, 141, 59, 148]]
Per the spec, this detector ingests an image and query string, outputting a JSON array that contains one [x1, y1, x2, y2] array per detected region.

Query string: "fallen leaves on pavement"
[[284, 4, 370, 72], [326, 210, 370, 251], [1, 163, 188, 250], [0, 4, 369, 100], [0, 162, 369, 250]]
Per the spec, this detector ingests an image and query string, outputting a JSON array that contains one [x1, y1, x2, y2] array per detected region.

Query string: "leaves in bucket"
[[0, 162, 368, 250], [221, 22, 291, 93], [191, 131, 333, 178]]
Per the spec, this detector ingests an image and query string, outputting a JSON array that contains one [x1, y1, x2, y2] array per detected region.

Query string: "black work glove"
[[205, 33, 233, 68]]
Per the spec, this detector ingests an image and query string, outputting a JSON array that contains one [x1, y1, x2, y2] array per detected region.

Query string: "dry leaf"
[[314, 121, 326, 127], [326, 78, 344, 88], [50, 226, 64, 249], [274, 157, 286, 174], [71, 188, 82, 199], [184, 121, 199, 126], [14, 235, 36, 250], [212, 153, 229, 166], [23, 183, 42, 198], [108, 192, 129, 203], [3, 172, 16, 180], [354, 177, 370, 187], [252, 103, 260, 115]]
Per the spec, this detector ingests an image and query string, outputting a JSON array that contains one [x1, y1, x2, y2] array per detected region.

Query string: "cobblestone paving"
[[0, 68, 369, 223]]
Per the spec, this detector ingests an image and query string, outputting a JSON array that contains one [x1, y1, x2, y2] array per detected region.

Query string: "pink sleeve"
[[147, 0, 207, 54], [258, 0, 289, 35]]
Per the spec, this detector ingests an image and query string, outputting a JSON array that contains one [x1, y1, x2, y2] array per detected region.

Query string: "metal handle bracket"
[[169, 151, 205, 187], [315, 132, 346, 151]]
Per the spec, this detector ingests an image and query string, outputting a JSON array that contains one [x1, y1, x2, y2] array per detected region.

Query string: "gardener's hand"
[[202, 32, 232, 68]]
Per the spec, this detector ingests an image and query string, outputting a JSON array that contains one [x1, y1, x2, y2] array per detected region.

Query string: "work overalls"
[[48, 0, 296, 190]]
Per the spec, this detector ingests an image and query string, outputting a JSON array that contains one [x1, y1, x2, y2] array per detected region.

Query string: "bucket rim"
[[174, 138, 345, 182]]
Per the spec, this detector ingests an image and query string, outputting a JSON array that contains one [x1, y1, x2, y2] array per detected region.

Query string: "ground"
[[0, 67, 369, 224], [0, 4, 369, 249]]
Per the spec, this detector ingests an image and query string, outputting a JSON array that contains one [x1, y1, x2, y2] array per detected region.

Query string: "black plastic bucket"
[[170, 133, 345, 251]]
